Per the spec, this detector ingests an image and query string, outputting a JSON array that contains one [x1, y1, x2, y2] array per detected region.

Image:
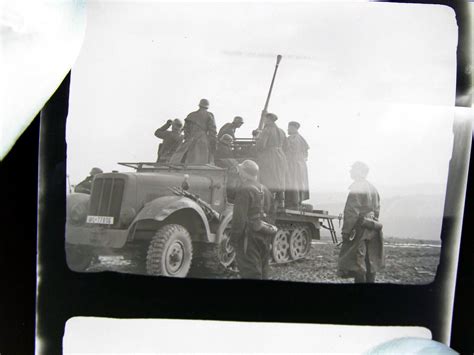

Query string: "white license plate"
[[86, 215, 114, 225]]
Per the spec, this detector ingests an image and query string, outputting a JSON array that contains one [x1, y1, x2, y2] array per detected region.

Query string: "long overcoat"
[[215, 142, 238, 169], [338, 179, 385, 277], [169, 108, 217, 165], [284, 133, 310, 205], [255, 121, 288, 192]]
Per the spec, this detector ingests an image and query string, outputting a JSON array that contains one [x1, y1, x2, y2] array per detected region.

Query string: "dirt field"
[[87, 237, 440, 284]]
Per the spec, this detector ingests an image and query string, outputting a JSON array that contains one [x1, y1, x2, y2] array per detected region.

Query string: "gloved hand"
[[166, 119, 173, 126]]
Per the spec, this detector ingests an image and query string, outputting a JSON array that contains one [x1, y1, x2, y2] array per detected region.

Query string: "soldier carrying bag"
[[360, 216, 383, 231], [347, 212, 383, 241], [249, 185, 278, 236]]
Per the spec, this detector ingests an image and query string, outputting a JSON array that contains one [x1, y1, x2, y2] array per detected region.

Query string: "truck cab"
[[66, 163, 233, 276]]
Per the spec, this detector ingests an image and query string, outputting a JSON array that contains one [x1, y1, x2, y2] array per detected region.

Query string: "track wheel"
[[218, 228, 236, 268], [65, 244, 95, 272], [271, 227, 291, 263], [146, 224, 193, 277], [289, 225, 312, 260]]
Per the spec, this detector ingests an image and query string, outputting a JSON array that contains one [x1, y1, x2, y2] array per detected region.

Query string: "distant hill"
[[309, 190, 445, 240]]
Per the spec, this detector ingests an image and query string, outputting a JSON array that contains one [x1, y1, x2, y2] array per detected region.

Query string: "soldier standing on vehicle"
[[230, 160, 276, 279], [255, 112, 288, 209], [284, 121, 310, 208], [217, 116, 244, 140], [338, 161, 384, 283], [169, 99, 217, 165], [154, 118, 183, 163], [215, 134, 238, 169], [74, 167, 102, 194]]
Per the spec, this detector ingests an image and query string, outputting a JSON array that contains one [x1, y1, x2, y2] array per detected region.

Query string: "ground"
[[87, 236, 440, 284]]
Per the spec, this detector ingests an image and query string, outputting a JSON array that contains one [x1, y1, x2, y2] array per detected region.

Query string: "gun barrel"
[[169, 186, 220, 221], [258, 55, 283, 130]]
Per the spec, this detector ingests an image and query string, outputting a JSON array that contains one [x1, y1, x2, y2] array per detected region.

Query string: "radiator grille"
[[89, 177, 125, 226]]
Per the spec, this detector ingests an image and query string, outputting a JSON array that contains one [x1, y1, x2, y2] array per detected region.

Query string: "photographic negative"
[[65, 1, 465, 284]]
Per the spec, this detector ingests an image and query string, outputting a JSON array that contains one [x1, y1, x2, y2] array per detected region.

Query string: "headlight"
[[67, 194, 89, 225], [120, 207, 136, 227]]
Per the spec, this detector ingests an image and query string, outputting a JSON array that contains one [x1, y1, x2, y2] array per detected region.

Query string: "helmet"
[[172, 118, 183, 128], [90, 167, 103, 176], [351, 161, 369, 178], [288, 121, 300, 129], [233, 116, 244, 124], [220, 134, 233, 145], [238, 160, 259, 181], [265, 112, 278, 121], [199, 98, 210, 108]]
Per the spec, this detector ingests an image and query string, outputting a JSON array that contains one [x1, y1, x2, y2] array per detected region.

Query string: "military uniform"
[[338, 179, 384, 282], [155, 122, 183, 163], [284, 132, 310, 207], [74, 176, 93, 194], [255, 120, 288, 201], [169, 108, 217, 165], [217, 122, 236, 140], [215, 142, 238, 169], [231, 180, 274, 279]]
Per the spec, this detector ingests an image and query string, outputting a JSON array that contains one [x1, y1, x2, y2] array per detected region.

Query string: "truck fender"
[[132, 195, 211, 240], [216, 206, 233, 244]]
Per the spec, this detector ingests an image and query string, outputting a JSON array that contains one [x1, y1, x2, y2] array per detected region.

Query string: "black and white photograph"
[[2, 0, 473, 354], [64, 0, 460, 284]]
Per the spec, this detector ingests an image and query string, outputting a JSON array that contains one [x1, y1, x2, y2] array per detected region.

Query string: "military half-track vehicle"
[[65, 161, 339, 277], [66, 55, 340, 277]]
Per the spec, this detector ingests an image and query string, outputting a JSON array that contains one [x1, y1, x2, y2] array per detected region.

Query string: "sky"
[[66, 1, 458, 200]]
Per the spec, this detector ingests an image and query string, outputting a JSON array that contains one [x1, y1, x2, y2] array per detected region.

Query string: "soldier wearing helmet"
[[338, 161, 385, 283], [217, 116, 244, 140], [255, 112, 288, 208], [230, 160, 276, 279], [154, 118, 184, 163], [74, 167, 103, 194], [169, 98, 217, 165], [284, 121, 310, 208], [214, 133, 234, 161]]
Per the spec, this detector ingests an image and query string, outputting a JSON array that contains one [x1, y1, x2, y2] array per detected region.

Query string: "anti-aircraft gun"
[[64, 56, 340, 278], [232, 55, 341, 264]]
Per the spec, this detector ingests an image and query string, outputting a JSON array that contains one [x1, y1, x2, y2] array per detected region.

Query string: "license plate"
[[86, 215, 114, 225]]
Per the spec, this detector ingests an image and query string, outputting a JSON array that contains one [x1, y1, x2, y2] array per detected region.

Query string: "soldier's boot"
[[366, 272, 376, 283], [354, 272, 367, 283]]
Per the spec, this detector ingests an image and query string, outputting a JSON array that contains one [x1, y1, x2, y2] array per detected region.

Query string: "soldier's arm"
[[281, 129, 288, 152], [182, 119, 192, 140], [208, 113, 217, 152], [74, 179, 91, 194], [154, 120, 172, 139], [217, 123, 227, 140], [374, 190, 381, 219], [262, 186, 276, 223], [231, 189, 249, 242], [341, 191, 362, 234], [255, 128, 269, 151]]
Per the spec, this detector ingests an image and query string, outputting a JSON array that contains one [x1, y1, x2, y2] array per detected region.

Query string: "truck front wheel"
[[146, 224, 193, 277]]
